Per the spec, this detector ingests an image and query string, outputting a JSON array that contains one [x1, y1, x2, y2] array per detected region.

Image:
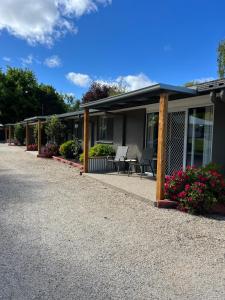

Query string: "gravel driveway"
[[0, 144, 225, 300]]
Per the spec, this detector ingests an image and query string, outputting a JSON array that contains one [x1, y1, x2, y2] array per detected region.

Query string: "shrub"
[[89, 144, 115, 157], [45, 115, 65, 145], [14, 123, 25, 145], [42, 143, 59, 158], [80, 153, 84, 162], [27, 144, 38, 151], [165, 166, 225, 214], [59, 139, 82, 159], [79, 144, 115, 162]]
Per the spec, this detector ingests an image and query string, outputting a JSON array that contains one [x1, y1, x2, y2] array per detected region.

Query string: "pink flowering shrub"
[[42, 143, 59, 158], [27, 144, 38, 151], [165, 166, 225, 214]]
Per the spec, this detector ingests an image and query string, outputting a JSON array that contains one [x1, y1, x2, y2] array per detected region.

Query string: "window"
[[146, 113, 159, 157], [186, 106, 213, 167], [98, 116, 113, 142]]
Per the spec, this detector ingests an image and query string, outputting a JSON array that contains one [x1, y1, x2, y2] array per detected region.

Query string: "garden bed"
[[160, 165, 225, 216], [157, 199, 225, 216], [52, 156, 84, 171]]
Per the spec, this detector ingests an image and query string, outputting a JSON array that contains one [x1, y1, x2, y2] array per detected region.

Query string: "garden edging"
[[52, 156, 84, 171], [156, 199, 225, 216]]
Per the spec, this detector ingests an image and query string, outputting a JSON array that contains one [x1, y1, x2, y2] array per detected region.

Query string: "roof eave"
[[80, 83, 197, 109]]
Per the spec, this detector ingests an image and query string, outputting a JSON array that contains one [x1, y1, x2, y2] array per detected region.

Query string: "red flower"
[[185, 184, 190, 191], [164, 183, 169, 190], [178, 191, 187, 199], [177, 170, 184, 178], [198, 175, 207, 183], [165, 175, 171, 182]]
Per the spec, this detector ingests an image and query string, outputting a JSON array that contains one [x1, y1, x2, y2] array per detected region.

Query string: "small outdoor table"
[[125, 159, 137, 176]]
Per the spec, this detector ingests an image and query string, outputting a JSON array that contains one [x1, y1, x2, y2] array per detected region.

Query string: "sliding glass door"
[[186, 106, 213, 167], [146, 105, 214, 174]]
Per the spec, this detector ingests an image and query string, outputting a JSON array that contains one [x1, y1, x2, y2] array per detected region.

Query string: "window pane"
[[146, 113, 159, 157], [98, 117, 113, 141], [186, 106, 213, 167]]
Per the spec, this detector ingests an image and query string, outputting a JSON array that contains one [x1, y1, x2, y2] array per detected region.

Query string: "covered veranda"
[[24, 111, 85, 156], [24, 116, 48, 155], [81, 83, 196, 204]]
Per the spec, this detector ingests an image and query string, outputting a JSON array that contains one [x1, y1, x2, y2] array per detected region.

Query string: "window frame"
[[97, 115, 114, 143]]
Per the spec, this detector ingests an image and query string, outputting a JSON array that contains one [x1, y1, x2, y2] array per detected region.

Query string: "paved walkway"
[[87, 172, 156, 202], [0, 143, 225, 299]]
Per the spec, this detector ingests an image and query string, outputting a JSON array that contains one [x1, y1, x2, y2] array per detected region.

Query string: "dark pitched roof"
[[196, 78, 225, 92], [56, 109, 97, 119]]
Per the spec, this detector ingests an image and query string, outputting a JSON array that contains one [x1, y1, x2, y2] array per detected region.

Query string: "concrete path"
[[87, 172, 156, 202], [0, 143, 225, 300]]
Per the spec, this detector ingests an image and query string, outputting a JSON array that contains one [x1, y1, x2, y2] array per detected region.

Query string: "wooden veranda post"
[[9, 125, 12, 145], [83, 108, 89, 173], [26, 123, 29, 150], [156, 93, 168, 202], [37, 120, 42, 155]]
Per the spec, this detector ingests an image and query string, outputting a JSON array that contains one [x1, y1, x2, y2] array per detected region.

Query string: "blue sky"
[[0, 0, 224, 99]]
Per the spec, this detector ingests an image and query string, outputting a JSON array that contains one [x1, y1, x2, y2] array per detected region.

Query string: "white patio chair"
[[107, 146, 128, 173]]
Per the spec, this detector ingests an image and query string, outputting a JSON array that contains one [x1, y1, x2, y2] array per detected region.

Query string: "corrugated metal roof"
[[81, 83, 197, 110], [24, 116, 49, 122], [196, 78, 225, 92]]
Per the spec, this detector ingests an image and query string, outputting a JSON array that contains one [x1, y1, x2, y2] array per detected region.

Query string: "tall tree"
[[0, 67, 67, 124], [45, 115, 65, 145], [36, 84, 67, 116], [0, 67, 39, 124], [82, 82, 125, 103], [62, 93, 80, 112], [217, 40, 225, 78]]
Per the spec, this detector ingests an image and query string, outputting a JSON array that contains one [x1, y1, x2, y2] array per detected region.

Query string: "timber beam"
[[83, 108, 89, 173], [156, 93, 168, 202]]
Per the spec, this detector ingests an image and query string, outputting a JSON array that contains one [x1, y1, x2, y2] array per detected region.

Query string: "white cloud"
[[65, 92, 75, 97], [66, 71, 156, 91], [21, 54, 34, 66], [116, 73, 156, 91], [20, 54, 43, 66], [66, 72, 92, 87], [44, 55, 61, 68], [2, 56, 11, 62], [0, 0, 111, 46], [59, 0, 112, 17]]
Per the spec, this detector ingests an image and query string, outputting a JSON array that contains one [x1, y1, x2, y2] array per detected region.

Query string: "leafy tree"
[[82, 82, 125, 103], [36, 84, 67, 116], [44, 115, 65, 145], [14, 123, 25, 145], [217, 40, 225, 78], [0, 68, 39, 124], [0, 67, 67, 125], [62, 93, 80, 112]]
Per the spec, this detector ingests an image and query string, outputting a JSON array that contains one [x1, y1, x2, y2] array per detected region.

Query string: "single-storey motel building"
[[4, 78, 225, 202]]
